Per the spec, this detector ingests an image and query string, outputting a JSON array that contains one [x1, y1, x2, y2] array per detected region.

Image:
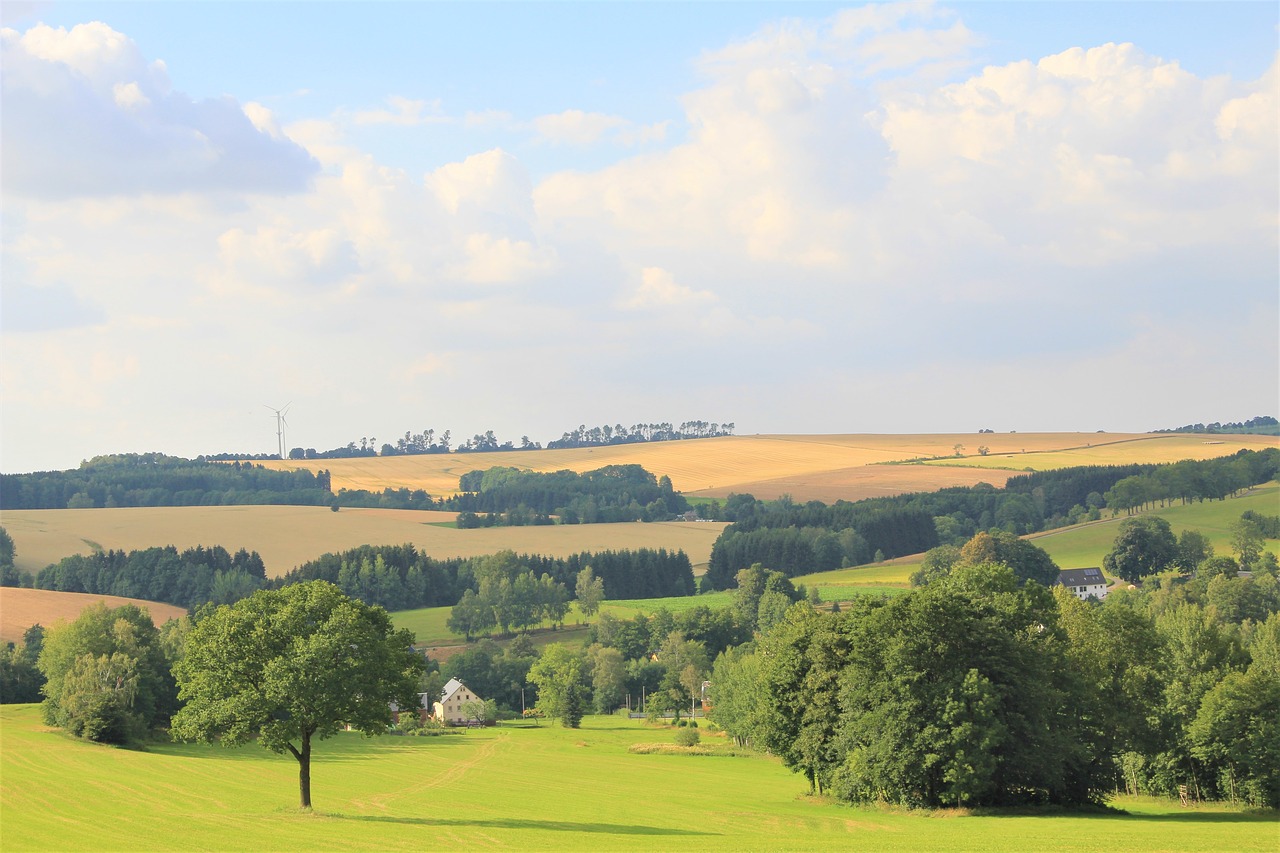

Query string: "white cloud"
[[623, 267, 717, 310], [351, 95, 447, 127], [1, 22, 318, 198]]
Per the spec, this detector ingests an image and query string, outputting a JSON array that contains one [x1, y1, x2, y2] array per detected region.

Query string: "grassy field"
[[0, 506, 727, 579], [2, 704, 1275, 852], [0, 588, 189, 644], [791, 484, 1280, 593], [249, 432, 1277, 503]]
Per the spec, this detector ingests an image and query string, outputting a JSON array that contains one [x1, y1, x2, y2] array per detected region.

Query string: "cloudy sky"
[[2, 1, 1277, 473]]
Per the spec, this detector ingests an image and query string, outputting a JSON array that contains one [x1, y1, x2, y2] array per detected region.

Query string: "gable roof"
[[440, 677, 474, 704], [1057, 567, 1106, 587]]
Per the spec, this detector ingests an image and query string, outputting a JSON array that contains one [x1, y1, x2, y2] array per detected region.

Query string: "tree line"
[[546, 421, 734, 449], [0, 454, 332, 510], [1153, 416, 1278, 435], [273, 543, 695, 612], [699, 449, 1279, 587]]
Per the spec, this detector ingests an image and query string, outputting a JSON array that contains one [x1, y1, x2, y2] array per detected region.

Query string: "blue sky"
[[2, 2, 1277, 471]]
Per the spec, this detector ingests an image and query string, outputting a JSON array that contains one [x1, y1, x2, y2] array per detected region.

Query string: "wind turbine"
[[265, 402, 292, 459]]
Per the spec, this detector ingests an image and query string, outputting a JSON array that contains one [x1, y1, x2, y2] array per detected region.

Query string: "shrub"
[[674, 727, 701, 747]]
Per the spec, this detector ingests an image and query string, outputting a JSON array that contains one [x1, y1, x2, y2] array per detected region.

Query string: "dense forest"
[[451, 464, 688, 524], [31, 545, 267, 610], [0, 454, 332, 510]]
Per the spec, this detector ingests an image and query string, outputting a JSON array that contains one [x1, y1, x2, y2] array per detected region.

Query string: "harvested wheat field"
[[248, 432, 1277, 501], [0, 588, 188, 644], [0, 505, 727, 579], [249, 434, 998, 496], [920, 433, 1279, 472]]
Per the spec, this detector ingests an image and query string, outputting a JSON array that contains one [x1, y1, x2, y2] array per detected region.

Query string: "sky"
[[1, 1, 1277, 473]]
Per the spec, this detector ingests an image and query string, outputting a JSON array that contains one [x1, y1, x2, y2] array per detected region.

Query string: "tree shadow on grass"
[[325, 814, 713, 836], [968, 806, 1277, 825]]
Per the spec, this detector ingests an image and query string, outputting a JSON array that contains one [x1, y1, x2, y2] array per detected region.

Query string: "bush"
[[677, 719, 688, 727], [674, 727, 701, 747]]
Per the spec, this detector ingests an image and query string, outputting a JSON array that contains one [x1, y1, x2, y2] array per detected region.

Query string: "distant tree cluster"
[[546, 421, 734, 449], [1153, 416, 1278, 435], [35, 545, 267, 610], [452, 464, 688, 523], [273, 544, 694, 613], [447, 552, 570, 639], [0, 454, 332, 510]]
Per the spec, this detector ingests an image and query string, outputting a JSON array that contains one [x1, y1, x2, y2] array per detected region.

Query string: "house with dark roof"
[[1056, 567, 1108, 601]]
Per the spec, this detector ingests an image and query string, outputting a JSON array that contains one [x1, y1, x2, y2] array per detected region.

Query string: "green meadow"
[[3, 705, 1275, 852]]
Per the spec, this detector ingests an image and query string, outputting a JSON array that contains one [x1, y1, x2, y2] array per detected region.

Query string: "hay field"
[[3, 704, 1276, 852], [921, 433, 1278, 472], [248, 432, 1252, 502], [0, 588, 188, 644], [0, 505, 727, 579]]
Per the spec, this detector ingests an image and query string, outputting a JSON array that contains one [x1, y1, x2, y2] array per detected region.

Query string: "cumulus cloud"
[[1, 22, 318, 198], [623, 267, 717, 310], [351, 95, 447, 127]]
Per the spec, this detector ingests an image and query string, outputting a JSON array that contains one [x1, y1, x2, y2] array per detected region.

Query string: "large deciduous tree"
[[37, 603, 176, 743], [1104, 516, 1178, 583], [170, 582, 423, 809], [527, 643, 588, 727]]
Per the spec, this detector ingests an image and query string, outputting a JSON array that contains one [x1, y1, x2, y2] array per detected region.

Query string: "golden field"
[[0, 505, 727, 579], [0, 588, 188, 644], [251, 432, 1278, 500], [921, 433, 1279, 472]]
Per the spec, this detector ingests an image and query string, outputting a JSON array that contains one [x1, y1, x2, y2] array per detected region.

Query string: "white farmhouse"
[[434, 678, 483, 724], [1056, 567, 1109, 601]]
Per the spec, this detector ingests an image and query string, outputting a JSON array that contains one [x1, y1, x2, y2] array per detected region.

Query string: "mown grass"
[[2, 705, 1275, 852]]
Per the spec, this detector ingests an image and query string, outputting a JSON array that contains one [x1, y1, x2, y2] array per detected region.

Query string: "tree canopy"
[[170, 582, 423, 809]]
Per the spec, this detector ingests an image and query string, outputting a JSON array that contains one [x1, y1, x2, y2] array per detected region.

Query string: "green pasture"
[[1029, 484, 1280, 569], [391, 592, 739, 649], [2, 705, 1275, 852]]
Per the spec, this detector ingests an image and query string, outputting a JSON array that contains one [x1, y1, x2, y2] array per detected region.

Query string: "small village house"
[[434, 678, 483, 724], [1056, 567, 1109, 601]]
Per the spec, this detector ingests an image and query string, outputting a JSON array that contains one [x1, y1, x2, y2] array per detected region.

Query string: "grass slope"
[[0, 506, 726, 579], [2, 705, 1275, 852], [793, 483, 1280, 592]]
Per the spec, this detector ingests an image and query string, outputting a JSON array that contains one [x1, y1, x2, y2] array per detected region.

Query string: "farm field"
[[0, 588, 188, 644], [246, 432, 1280, 503], [2, 704, 1275, 853], [921, 433, 1278, 472], [0, 505, 726, 579]]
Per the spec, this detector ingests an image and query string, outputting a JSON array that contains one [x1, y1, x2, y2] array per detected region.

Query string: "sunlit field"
[[0, 588, 188, 645], [248, 432, 1240, 501], [0, 506, 726, 579], [921, 433, 1278, 473], [2, 705, 1274, 852]]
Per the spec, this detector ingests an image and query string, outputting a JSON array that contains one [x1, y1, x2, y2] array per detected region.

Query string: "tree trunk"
[[289, 731, 313, 809]]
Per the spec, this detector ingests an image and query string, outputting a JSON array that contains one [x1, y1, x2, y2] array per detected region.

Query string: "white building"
[[434, 678, 483, 724], [1056, 567, 1109, 601]]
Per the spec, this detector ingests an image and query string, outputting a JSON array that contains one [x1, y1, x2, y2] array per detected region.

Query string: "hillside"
[[0, 588, 188, 644], [3, 705, 1273, 852], [249, 432, 1278, 501]]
